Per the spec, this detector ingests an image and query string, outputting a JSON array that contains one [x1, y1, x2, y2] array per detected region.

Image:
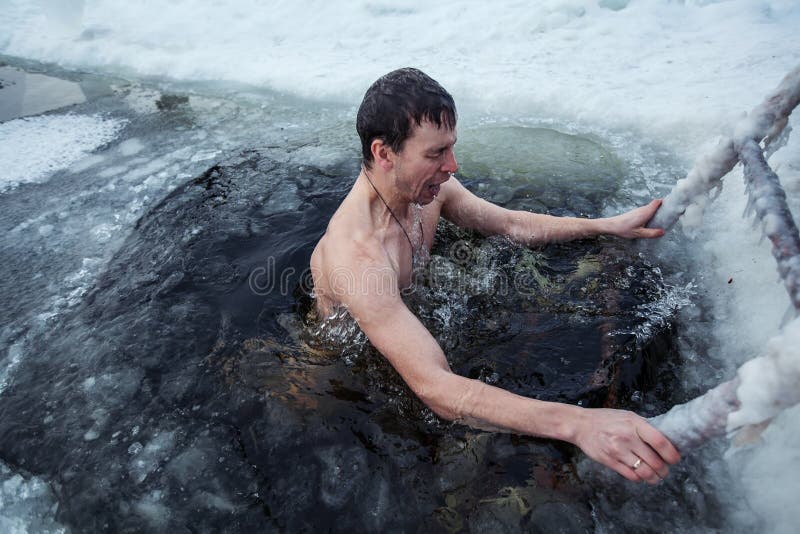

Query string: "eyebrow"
[[429, 137, 457, 153]]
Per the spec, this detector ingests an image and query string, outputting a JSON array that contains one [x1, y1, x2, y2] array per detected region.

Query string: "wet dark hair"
[[356, 67, 457, 169]]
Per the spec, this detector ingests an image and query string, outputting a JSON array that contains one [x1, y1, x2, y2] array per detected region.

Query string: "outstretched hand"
[[607, 199, 665, 239], [572, 408, 681, 483]]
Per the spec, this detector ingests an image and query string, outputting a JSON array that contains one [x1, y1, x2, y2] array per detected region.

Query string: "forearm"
[[505, 211, 612, 246], [418, 369, 681, 484], [422, 369, 586, 443]]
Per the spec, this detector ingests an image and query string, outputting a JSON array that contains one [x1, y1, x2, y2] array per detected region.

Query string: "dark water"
[[0, 59, 735, 532]]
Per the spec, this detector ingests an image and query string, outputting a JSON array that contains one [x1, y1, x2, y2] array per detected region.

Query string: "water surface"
[[0, 59, 738, 532]]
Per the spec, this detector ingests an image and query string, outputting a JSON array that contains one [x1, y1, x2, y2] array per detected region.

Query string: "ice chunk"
[[0, 114, 126, 192], [118, 138, 145, 156], [0, 462, 66, 534], [128, 431, 177, 484]]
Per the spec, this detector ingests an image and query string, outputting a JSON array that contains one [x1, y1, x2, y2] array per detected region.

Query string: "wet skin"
[[310, 120, 678, 483]]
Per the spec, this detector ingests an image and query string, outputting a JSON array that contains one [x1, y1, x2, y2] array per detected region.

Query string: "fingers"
[[610, 419, 679, 484], [579, 409, 681, 484], [630, 444, 669, 479], [636, 227, 665, 239], [637, 200, 665, 237], [616, 457, 661, 485], [608, 451, 664, 485], [613, 199, 666, 239], [643, 198, 662, 213], [637, 199, 661, 217], [612, 461, 642, 483], [636, 423, 681, 465]]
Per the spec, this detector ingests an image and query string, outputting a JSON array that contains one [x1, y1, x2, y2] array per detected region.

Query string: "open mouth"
[[428, 183, 440, 196]]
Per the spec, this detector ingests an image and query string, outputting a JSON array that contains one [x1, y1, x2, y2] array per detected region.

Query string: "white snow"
[[0, 114, 125, 192]]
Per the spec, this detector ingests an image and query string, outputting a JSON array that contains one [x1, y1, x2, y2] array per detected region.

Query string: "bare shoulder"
[[436, 174, 464, 203], [311, 208, 397, 310], [317, 207, 386, 268]]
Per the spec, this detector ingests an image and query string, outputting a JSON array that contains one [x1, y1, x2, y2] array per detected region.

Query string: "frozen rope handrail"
[[649, 316, 800, 452], [648, 64, 800, 231], [644, 65, 800, 452], [737, 139, 800, 311]]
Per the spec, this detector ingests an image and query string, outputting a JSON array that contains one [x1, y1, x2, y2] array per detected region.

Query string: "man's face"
[[391, 120, 458, 205]]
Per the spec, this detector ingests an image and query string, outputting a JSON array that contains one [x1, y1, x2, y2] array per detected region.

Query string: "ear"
[[370, 139, 396, 172]]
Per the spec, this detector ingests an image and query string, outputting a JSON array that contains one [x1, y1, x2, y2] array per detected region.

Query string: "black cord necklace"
[[362, 166, 424, 269]]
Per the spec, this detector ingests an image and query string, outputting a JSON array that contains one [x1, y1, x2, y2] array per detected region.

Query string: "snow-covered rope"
[[738, 139, 800, 311], [643, 65, 800, 452], [649, 317, 800, 452], [647, 377, 740, 452], [648, 65, 800, 231]]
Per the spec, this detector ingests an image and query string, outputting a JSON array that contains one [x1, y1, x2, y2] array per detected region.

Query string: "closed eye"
[[427, 139, 456, 159]]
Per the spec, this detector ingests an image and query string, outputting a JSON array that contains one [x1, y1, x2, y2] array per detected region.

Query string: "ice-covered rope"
[[647, 377, 740, 452], [643, 65, 800, 452], [738, 139, 800, 311], [649, 317, 800, 452], [648, 64, 800, 231]]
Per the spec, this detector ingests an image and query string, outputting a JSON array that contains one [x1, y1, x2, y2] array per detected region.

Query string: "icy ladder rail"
[[646, 65, 800, 452]]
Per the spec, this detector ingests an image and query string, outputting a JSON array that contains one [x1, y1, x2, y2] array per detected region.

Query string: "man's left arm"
[[440, 177, 665, 245]]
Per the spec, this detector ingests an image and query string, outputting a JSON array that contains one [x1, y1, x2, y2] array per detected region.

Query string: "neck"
[[360, 166, 426, 270], [361, 167, 412, 225]]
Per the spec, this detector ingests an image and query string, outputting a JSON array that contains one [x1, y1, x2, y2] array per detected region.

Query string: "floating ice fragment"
[[0, 462, 66, 533], [134, 490, 169, 528], [128, 432, 176, 484], [118, 137, 145, 156], [0, 114, 126, 192], [190, 149, 219, 162], [37, 224, 54, 237]]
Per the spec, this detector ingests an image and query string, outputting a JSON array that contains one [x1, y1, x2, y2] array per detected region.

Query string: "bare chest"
[[311, 200, 443, 315]]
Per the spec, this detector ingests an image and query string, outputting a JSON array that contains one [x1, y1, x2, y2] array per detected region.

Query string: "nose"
[[442, 147, 458, 175]]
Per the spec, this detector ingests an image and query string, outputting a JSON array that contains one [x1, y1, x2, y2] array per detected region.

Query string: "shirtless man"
[[310, 68, 680, 483]]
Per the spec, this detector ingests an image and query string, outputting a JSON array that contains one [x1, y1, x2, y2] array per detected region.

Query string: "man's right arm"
[[328, 241, 680, 483], [440, 177, 665, 244]]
